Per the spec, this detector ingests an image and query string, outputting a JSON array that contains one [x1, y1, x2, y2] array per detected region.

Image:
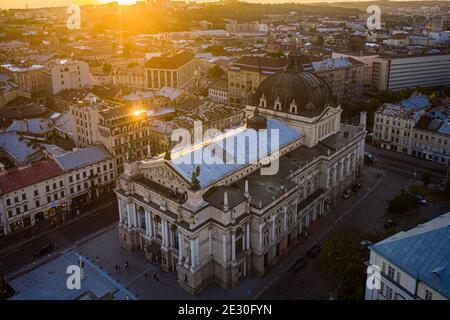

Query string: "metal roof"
[[370, 213, 450, 299], [168, 119, 303, 189], [55, 146, 111, 172], [0, 132, 44, 163]]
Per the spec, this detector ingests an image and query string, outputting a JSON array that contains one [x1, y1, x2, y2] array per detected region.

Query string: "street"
[[0, 199, 118, 276], [261, 145, 450, 300]]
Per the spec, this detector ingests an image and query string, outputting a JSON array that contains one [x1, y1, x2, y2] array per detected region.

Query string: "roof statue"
[[190, 165, 201, 191], [125, 139, 137, 163]]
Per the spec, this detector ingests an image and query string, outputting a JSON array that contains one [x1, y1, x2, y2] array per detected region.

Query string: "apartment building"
[[145, 50, 195, 90], [371, 53, 450, 91], [411, 108, 450, 164], [332, 52, 379, 87], [44, 59, 92, 95], [70, 101, 152, 175], [113, 66, 146, 90], [365, 213, 450, 301], [372, 95, 431, 154], [311, 57, 364, 102], [0, 146, 114, 236], [228, 56, 287, 108], [207, 80, 228, 104], [0, 63, 44, 94]]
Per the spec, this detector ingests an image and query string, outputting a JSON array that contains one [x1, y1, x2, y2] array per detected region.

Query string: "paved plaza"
[[9, 250, 137, 300]]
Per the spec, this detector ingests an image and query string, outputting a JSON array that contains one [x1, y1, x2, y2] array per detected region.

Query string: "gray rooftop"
[[370, 213, 450, 299], [55, 145, 111, 172]]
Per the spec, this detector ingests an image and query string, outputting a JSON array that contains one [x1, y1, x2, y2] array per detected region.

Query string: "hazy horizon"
[[0, 0, 431, 11]]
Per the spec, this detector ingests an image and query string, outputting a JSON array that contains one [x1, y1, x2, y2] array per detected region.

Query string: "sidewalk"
[[0, 193, 116, 256]]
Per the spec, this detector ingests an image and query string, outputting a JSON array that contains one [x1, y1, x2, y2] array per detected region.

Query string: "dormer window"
[[290, 100, 298, 114], [274, 97, 282, 111], [259, 95, 267, 108]]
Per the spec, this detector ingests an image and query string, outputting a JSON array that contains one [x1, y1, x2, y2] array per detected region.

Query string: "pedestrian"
[[144, 272, 147, 278], [156, 274, 159, 282], [115, 264, 118, 272], [96, 256, 100, 264], [153, 274, 157, 281], [125, 261, 129, 270]]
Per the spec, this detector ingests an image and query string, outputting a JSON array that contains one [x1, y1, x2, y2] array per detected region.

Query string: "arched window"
[[290, 100, 298, 114], [259, 95, 267, 108], [274, 97, 282, 111]]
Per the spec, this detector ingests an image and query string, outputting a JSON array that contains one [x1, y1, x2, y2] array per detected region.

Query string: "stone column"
[[126, 202, 133, 229], [283, 206, 288, 233], [246, 223, 250, 250], [271, 215, 276, 242], [145, 210, 150, 237], [178, 232, 184, 264], [208, 229, 212, 256], [151, 213, 155, 237], [231, 232, 236, 262], [162, 219, 168, 248], [259, 224, 263, 252], [222, 233, 227, 265], [190, 238, 196, 272], [118, 199, 123, 224]]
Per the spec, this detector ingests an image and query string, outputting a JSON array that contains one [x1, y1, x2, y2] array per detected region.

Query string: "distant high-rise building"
[[371, 53, 450, 91]]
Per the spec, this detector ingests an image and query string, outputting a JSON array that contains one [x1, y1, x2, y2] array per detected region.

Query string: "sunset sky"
[[0, 0, 386, 10]]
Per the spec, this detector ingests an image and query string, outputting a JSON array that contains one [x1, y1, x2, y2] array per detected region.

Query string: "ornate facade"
[[114, 52, 367, 294]]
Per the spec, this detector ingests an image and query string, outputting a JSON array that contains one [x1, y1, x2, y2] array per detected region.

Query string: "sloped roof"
[[168, 119, 303, 189], [55, 145, 111, 171], [0, 159, 63, 195], [370, 213, 450, 299], [0, 132, 44, 163], [6, 118, 52, 135]]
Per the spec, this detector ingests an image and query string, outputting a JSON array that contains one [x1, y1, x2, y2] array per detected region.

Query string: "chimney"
[[359, 111, 367, 129]]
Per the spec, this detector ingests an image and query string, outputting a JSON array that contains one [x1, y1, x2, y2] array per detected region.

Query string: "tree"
[[207, 65, 225, 79], [315, 34, 324, 46], [316, 227, 367, 300], [388, 190, 415, 214], [267, 50, 284, 58], [421, 171, 432, 187]]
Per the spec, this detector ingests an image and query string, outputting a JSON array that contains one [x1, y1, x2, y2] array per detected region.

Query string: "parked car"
[[415, 194, 427, 205], [33, 243, 54, 257], [342, 189, 352, 199], [306, 244, 321, 258], [360, 240, 372, 248], [352, 183, 362, 192], [364, 152, 374, 164], [383, 219, 397, 229], [292, 256, 307, 272]]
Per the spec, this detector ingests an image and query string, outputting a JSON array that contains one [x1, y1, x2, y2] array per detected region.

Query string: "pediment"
[[141, 161, 191, 189]]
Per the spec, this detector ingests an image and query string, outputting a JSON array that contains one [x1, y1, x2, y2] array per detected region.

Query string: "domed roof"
[[252, 53, 336, 118]]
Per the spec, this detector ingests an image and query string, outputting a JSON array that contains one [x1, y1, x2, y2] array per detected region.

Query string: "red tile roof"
[[0, 159, 64, 195]]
